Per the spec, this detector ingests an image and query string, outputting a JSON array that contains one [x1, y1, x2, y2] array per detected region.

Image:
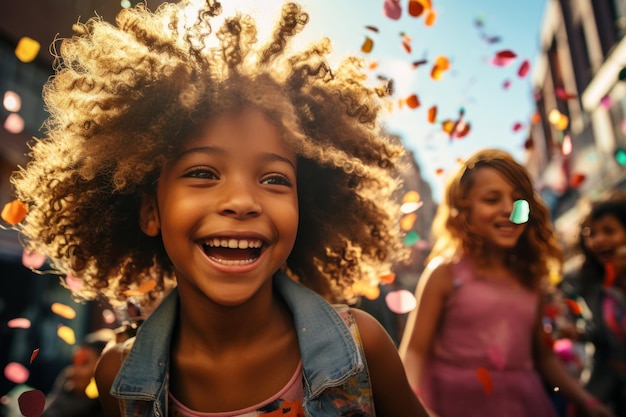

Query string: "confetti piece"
[[569, 172, 586, 188], [51, 303, 77, 320], [361, 36, 374, 53], [502, 79, 511, 89], [411, 59, 428, 69], [353, 281, 381, 300], [454, 121, 471, 138], [619, 67, 626, 81], [424, 9, 437, 26], [402, 41, 412, 53], [15, 37, 40, 63], [600, 95, 612, 109], [30, 348, 40, 364], [476, 367, 493, 395], [404, 230, 420, 246], [385, 290, 417, 314], [406, 94, 420, 109], [408, 0, 425, 17], [5, 113, 25, 134], [565, 298, 583, 316], [102, 309, 116, 324], [518, 59, 530, 77], [57, 325, 76, 345], [4, 362, 29, 384], [365, 25, 379, 33], [402, 191, 421, 203], [85, 378, 99, 399], [18, 389, 45, 417], [512, 122, 524, 132], [555, 87, 577, 100], [531, 112, 541, 124], [427, 105, 437, 123], [379, 272, 396, 284], [383, 0, 402, 20], [22, 249, 46, 269], [123, 279, 157, 297], [1, 200, 28, 225], [3, 90, 22, 112], [510, 199, 530, 224], [490, 50, 517, 67], [7, 318, 31, 329], [435, 168, 444, 175], [400, 213, 417, 231]]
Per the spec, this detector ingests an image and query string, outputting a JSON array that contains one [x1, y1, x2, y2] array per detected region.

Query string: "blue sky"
[[222, 0, 547, 201]]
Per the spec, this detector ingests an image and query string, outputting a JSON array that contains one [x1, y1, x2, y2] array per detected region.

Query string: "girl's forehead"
[[467, 167, 516, 192]]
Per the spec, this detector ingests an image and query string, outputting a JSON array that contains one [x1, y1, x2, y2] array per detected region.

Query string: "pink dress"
[[419, 257, 558, 417]]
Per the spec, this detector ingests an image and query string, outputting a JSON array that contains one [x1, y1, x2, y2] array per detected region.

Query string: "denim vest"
[[110, 271, 375, 417]]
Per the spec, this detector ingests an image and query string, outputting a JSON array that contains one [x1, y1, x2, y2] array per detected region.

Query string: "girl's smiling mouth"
[[202, 238, 264, 266]]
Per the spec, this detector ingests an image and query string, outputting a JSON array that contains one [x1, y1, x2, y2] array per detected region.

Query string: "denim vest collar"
[[111, 271, 365, 412]]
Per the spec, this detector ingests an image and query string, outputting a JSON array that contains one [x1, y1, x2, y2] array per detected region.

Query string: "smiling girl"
[[8, 1, 427, 416], [398, 149, 613, 417]]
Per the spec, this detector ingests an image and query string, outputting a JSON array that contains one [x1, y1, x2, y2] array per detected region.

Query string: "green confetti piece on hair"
[[510, 199, 529, 224], [619, 67, 626, 82], [404, 230, 420, 246]]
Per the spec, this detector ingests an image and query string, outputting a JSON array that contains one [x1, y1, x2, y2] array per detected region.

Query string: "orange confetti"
[[424, 9, 437, 26], [435, 168, 444, 175], [1, 199, 28, 225], [402, 41, 412, 53], [400, 32, 412, 43], [531, 112, 541, 124], [30, 348, 40, 364], [368, 60, 378, 70], [434, 55, 450, 70], [427, 105, 437, 123], [400, 213, 417, 231], [564, 298, 583, 316], [569, 172, 586, 188], [406, 94, 420, 109], [51, 303, 76, 320], [476, 367, 493, 395], [361, 37, 374, 53], [442, 119, 455, 135], [402, 191, 421, 203], [123, 279, 157, 297], [379, 272, 396, 284]]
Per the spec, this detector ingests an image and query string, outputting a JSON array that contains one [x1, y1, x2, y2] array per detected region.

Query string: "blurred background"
[[0, 0, 625, 410]]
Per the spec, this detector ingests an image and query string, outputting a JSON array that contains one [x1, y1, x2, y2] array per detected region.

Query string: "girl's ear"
[[139, 195, 161, 237]]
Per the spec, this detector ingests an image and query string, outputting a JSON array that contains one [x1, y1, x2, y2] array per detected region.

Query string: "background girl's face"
[[144, 107, 299, 307], [583, 214, 626, 264], [464, 167, 526, 251]]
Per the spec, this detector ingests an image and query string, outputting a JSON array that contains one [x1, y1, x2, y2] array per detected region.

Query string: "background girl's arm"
[[94, 344, 125, 417], [398, 262, 453, 394], [533, 299, 615, 417], [351, 308, 429, 417]]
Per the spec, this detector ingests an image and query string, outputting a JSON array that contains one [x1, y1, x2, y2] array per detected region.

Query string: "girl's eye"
[[262, 174, 292, 187], [183, 167, 219, 179]]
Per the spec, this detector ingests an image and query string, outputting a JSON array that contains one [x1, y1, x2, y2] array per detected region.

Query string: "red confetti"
[[569, 172, 586, 188], [490, 50, 517, 67], [496, 50, 517, 59], [555, 87, 577, 100], [402, 41, 412, 53], [476, 367, 493, 395], [503, 79, 511, 89], [512, 122, 524, 132], [30, 348, 40, 364], [565, 299, 583, 316], [518, 59, 530, 77], [379, 272, 396, 284], [427, 105, 437, 123], [18, 389, 46, 417], [408, 0, 425, 17]]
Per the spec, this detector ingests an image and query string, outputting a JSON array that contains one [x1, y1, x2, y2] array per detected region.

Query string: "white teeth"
[[206, 239, 262, 249], [209, 257, 256, 266]]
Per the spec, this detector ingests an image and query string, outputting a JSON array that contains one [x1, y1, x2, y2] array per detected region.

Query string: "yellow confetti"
[[57, 325, 76, 345], [400, 213, 417, 231], [15, 37, 40, 63], [85, 377, 99, 399], [51, 303, 77, 320], [361, 36, 374, 53]]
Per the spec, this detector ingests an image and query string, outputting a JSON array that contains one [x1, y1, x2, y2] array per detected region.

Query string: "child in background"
[[398, 149, 613, 417], [560, 193, 626, 416], [8, 1, 427, 416]]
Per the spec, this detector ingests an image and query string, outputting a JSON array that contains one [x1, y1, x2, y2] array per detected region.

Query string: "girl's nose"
[[217, 178, 262, 219]]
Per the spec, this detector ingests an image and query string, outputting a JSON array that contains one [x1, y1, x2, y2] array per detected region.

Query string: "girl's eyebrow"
[[175, 146, 296, 171]]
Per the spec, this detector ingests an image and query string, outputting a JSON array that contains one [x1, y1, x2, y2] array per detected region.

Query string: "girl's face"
[[143, 107, 299, 307], [583, 214, 626, 264], [465, 167, 527, 250]]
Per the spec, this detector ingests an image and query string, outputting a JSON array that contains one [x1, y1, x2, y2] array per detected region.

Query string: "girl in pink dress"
[[399, 149, 614, 417]]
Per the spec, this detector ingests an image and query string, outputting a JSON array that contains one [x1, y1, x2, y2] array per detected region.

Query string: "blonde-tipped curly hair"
[[428, 149, 562, 290], [10, 0, 408, 306]]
